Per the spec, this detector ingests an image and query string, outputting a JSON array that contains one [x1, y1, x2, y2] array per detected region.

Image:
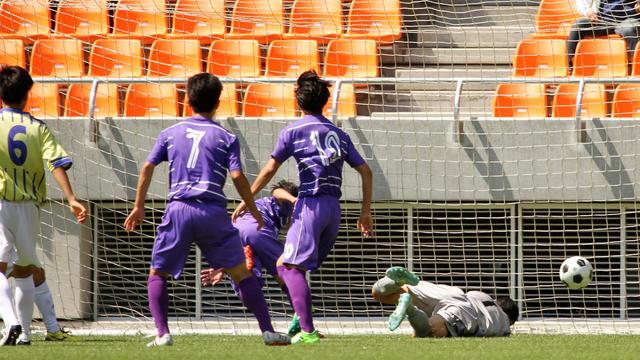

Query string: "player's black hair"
[[271, 179, 299, 198], [187, 72, 222, 114], [0, 65, 33, 106], [295, 70, 331, 115], [496, 296, 519, 324]]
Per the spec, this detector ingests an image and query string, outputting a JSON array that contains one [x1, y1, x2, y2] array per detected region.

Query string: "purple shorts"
[[282, 195, 341, 271], [151, 201, 245, 279]]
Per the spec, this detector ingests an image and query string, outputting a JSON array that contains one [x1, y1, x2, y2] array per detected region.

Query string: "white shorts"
[[0, 201, 41, 268]]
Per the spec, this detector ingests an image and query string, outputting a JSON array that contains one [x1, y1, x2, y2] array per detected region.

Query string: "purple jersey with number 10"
[[147, 115, 242, 207], [272, 114, 365, 198]]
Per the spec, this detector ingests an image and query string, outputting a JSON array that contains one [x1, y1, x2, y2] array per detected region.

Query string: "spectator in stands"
[[567, 0, 640, 70]]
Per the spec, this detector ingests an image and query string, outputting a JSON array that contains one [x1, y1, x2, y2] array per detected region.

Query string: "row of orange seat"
[[493, 83, 640, 118], [514, 38, 637, 78], [2, 38, 378, 78], [0, 0, 402, 45], [26, 83, 357, 118]]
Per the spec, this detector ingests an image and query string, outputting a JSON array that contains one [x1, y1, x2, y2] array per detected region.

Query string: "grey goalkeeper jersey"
[[407, 282, 511, 337]]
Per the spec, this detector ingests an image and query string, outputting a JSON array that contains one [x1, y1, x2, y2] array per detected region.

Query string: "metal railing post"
[[87, 79, 100, 143], [574, 79, 586, 143], [331, 79, 342, 123], [454, 79, 464, 143]]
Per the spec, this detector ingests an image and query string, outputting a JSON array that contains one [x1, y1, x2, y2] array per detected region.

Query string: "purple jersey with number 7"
[[147, 115, 242, 207], [271, 114, 365, 198]]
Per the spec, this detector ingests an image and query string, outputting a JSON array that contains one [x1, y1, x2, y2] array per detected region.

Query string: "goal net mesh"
[[4, 0, 640, 335]]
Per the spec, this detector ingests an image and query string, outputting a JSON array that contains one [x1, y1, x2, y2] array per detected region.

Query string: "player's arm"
[[354, 163, 373, 237], [51, 167, 87, 224], [272, 187, 297, 205], [231, 158, 281, 221], [230, 169, 264, 230], [124, 161, 156, 232]]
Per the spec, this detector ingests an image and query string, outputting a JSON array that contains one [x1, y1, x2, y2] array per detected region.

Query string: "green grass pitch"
[[3, 335, 640, 360]]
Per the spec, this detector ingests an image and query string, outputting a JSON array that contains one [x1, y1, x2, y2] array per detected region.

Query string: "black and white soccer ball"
[[559, 256, 593, 290]]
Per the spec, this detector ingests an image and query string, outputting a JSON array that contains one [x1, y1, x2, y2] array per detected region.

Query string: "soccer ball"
[[559, 256, 593, 290]]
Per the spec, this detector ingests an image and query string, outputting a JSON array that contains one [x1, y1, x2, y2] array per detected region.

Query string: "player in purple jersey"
[[233, 71, 374, 344], [124, 73, 290, 347]]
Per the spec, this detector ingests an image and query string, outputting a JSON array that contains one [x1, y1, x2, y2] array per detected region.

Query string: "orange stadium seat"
[[630, 42, 640, 76], [30, 39, 84, 77], [54, 0, 110, 42], [323, 84, 356, 118], [265, 40, 319, 77], [0, 39, 25, 67], [612, 84, 640, 117], [492, 83, 547, 118], [0, 0, 51, 43], [283, 0, 342, 44], [89, 39, 144, 77], [242, 83, 296, 117], [551, 83, 607, 118], [183, 84, 238, 118], [25, 83, 60, 118], [207, 40, 262, 77], [124, 83, 179, 117], [168, 0, 226, 44], [226, 0, 284, 44], [533, 0, 581, 38], [343, 0, 402, 44], [147, 39, 202, 77], [513, 39, 568, 78], [64, 83, 120, 117], [323, 39, 378, 78], [111, 0, 167, 44], [572, 38, 627, 77]]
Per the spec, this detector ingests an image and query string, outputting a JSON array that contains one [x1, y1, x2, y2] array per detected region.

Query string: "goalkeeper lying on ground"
[[372, 267, 519, 337]]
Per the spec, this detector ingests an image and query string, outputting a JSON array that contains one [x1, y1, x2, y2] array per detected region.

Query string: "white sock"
[[0, 272, 18, 326], [15, 276, 35, 339], [35, 281, 59, 333]]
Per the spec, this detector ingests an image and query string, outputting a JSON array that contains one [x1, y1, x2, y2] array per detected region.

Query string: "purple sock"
[[277, 265, 314, 333], [237, 276, 274, 333], [147, 275, 170, 337]]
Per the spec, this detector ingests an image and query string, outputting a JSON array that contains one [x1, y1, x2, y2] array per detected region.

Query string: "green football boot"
[[291, 330, 320, 344], [385, 266, 420, 286], [388, 293, 412, 331], [287, 313, 301, 336]]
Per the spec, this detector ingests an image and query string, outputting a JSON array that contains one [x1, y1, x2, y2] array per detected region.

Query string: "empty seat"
[[534, 0, 581, 38], [89, 39, 144, 77], [30, 39, 84, 77], [124, 83, 179, 117], [551, 83, 607, 118], [64, 83, 120, 117], [25, 83, 60, 118], [168, 0, 226, 44], [111, 0, 167, 44], [0, 39, 25, 67], [492, 83, 547, 118], [630, 42, 640, 76], [265, 40, 319, 77], [147, 39, 202, 77], [323, 39, 378, 77], [54, 0, 110, 42], [207, 40, 261, 77], [343, 0, 402, 44], [513, 39, 568, 78], [284, 0, 342, 43], [612, 84, 640, 117], [226, 0, 284, 44], [572, 38, 627, 77], [183, 84, 237, 118], [323, 84, 356, 118], [0, 0, 51, 43], [242, 83, 296, 117]]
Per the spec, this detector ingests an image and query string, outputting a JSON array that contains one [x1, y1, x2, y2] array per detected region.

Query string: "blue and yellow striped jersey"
[[0, 108, 72, 203]]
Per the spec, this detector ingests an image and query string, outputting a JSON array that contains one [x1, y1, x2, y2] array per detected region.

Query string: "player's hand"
[[68, 198, 88, 224], [232, 201, 247, 222], [357, 211, 374, 238], [200, 268, 225, 286], [124, 206, 145, 232]]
